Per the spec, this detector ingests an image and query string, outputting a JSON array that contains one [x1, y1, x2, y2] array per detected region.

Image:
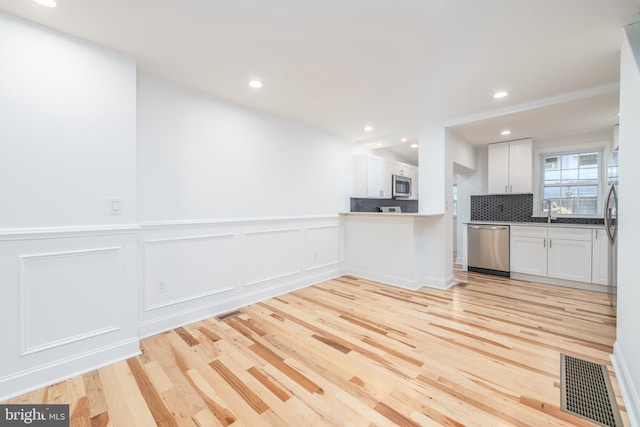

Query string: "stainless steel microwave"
[[392, 175, 411, 198]]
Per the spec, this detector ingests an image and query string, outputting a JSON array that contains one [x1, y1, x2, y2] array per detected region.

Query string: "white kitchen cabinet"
[[591, 228, 609, 285], [488, 139, 532, 194], [510, 225, 593, 284], [391, 161, 408, 177], [547, 228, 592, 283], [510, 226, 548, 276], [407, 165, 418, 200], [353, 154, 391, 198]]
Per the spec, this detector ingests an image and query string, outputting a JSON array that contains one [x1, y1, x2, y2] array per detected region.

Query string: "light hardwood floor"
[[4, 268, 628, 426]]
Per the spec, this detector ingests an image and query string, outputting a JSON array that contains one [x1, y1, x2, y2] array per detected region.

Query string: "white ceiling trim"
[[444, 83, 620, 129]]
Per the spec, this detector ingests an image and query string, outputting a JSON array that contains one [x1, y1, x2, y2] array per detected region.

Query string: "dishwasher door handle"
[[468, 225, 509, 230]]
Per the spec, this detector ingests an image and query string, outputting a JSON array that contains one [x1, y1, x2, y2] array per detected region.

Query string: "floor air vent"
[[560, 354, 623, 427], [215, 310, 242, 321]]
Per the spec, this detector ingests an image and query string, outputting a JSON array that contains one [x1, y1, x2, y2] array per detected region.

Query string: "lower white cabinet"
[[510, 225, 596, 284], [591, 228, 609, 285], [510, 226, 547, 276], [547, 228, 592, 283]]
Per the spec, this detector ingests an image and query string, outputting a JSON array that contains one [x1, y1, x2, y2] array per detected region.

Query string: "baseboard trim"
[[345, 269, 423, 291], [0, 338, 140, 402], [511, 272, 608, 293], [612, 341, 640, 427], [345, 269, 455, 291]]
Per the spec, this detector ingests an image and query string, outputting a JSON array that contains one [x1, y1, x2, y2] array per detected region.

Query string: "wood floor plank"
[[126, 358, 179, 427], [1, 267, 628, 426]]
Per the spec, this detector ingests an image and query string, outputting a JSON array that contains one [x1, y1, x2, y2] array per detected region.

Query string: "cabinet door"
[[488, 142, 510, 194], [367, 156, 390, 198], [591, 229, 609, 285], [510, 235, 547, 276], [508, 139, 533, 193], [391, 161, 406, 177], [406, 165, 418, 199], [548, 238, 592, 282]]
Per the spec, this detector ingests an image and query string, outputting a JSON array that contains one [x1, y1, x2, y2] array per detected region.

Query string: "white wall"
[[0, 11, 139, 400], [447, 130, 479, 261], [449, 131, 477, 171], [0, 12, 137, 228], [136, 75, 352, 336], [455, 146, 487, 263], [415, 125, 454, 288], [371, 146, 418, 166], [0, 12, 353, 400], [137, 75, 351, 221], [613, 30, 640, 427]]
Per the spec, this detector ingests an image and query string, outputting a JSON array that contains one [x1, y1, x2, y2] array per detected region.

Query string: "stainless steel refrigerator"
[[605, 147, 618, 307]]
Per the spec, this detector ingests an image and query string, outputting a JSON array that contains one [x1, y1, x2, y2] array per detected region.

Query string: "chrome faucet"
[[540, 199, 552, 223]]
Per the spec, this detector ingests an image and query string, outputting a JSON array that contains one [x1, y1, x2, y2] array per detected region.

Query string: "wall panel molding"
[[138, 216, 344, 337], [242, 228, 302, 287], [19, 247, 123, 355], [143, 233, 238, 311], [0, 225, 140, 241]]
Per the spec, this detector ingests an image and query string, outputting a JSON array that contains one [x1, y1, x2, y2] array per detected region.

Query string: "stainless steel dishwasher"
[[467, 224, 510, 277]]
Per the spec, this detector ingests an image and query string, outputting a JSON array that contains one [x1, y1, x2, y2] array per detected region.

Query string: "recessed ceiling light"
[[33, 0, 56, 7], [410, 143, 418, 148], [401, 138, 407, 142], [248, 80, 263, 89], [364, 126, 373, 132], [377, 143, 382, 146], [493, 91, 509, 99], [501, 130, 512, 136]]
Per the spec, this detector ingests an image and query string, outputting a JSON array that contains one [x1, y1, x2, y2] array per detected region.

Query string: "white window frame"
[[533, 143, 606, 218]]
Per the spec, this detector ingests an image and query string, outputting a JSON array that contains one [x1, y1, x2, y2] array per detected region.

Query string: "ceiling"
[[1, 0, 638, 161]]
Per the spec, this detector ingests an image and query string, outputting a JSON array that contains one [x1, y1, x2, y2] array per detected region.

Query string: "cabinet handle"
[[505, 185, 508, 192], [549, 239, 552, 248], [510, 185, 513, 192], [543, 239, 546, 248]]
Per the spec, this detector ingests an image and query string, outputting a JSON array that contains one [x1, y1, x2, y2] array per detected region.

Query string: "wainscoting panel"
[[144, 234, 238, 310], [20, 247, 122, 355], [304, 224, 342, 271], [242, 228, 301, 287], [138, 216, 344, 338], [0, 228, 139, 402]]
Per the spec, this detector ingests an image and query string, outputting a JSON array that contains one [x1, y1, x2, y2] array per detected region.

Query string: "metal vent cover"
[[215, 310, 242, 321], [560, 354, 623, 427]]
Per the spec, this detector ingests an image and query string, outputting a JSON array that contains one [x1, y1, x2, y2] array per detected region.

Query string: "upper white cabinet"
[[488, 139, 532, 194], [406, 165, 418, 200], [353, 154, 391, 198], [391, 161, 417, 177], [353, 155, 418, 199]]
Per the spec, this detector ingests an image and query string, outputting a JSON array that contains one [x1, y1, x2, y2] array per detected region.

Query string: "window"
[[541, 151, 600, 215]]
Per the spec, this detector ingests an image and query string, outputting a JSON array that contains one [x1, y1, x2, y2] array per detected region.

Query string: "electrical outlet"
[[156, 279, 167, 294]]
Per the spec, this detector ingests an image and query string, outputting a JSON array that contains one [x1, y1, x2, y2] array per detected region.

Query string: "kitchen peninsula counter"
[[340, 211, 451, 291], [340, 212, 442, 217]]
